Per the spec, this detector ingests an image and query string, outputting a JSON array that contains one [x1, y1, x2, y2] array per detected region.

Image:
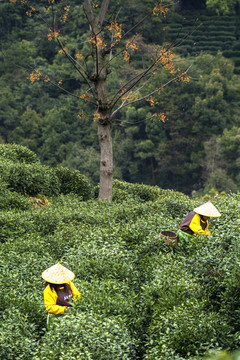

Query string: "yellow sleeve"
[[189, 214, 209, 235], [69, 281, 81, 300], [43, 284, 66, 315], [205, 221, 211, 235]]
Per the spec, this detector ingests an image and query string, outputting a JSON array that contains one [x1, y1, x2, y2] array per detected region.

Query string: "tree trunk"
[[151, 157, 156, 185], [98, 122, 113, 201]]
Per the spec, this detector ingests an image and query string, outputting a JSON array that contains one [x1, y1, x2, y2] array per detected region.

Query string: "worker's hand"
[[64, 307, 68, 313]]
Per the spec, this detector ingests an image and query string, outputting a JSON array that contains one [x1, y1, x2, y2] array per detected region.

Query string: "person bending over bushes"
[[178, 201, 221, 242], [42, 263, 80, 325]]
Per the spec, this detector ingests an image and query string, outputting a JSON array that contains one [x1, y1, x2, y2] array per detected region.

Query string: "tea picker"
[[42, 263, 81, 327], [178, 201, 221, 242]]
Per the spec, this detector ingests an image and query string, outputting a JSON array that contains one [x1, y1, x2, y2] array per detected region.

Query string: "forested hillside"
[[0, 144, 240, 359], [0, 0, 240, 195]]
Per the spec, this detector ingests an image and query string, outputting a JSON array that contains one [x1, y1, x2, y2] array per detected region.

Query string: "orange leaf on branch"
[[89, 34, 106, 49], [28, 70, 42, 83], [153, 2, 168, 16], [80, 93, 91, 103], [151, 112, 167, 123], [58, 47, 68, 55], [48, 29, 61, 41], [76, 52, 84, 60], [146, 96, 156, 107], [26, 5, 35, 17], [93, 112, 100, 122]]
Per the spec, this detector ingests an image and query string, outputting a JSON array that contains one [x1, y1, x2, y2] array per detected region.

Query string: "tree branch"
[[83, 0, 95, 28], [57, 38, 95, 97], [97, 0, 110, 27], [101, 14, 149, 74], [110, 66, 150, 106], [110, 48, 165, 109], [111, 64, 193, 117], [14, 63, 96, 105]]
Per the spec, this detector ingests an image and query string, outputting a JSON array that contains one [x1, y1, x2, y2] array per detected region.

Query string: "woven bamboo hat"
[[194, 201, 221, 217], [42, 263, 75, 284]]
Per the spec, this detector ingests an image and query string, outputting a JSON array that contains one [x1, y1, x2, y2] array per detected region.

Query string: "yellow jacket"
[[43, 281, 81, 315], [189, 213, 210, 235], [179, 211, 211, 236]]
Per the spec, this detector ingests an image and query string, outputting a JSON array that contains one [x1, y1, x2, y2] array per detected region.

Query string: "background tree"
[[10, 0, 190, 200]]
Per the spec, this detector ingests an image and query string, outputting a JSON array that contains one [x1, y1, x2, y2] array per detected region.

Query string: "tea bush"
[[0, 159, 60, 196], [35, 312, 136, 360], [0, 177, 31, 210], [70, 278, 147, 341], [54, 166, 94, 199], [0, 143, 40, 164], [0, 145, 93, 198], [0, 148, 239, 360], [0, 308, 39, 360], [145, 300, 232, 360], [113, 179, 162, 201], [142, 253, 204, 313]]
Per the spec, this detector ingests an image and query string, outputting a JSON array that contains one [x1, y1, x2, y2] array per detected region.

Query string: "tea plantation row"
[[0, 145, 240, 360]]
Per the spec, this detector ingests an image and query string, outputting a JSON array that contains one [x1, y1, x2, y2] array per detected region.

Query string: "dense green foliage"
[[0, 1, 239, 196], [0, 144, 93, 198], [0, 145, 240, 359]]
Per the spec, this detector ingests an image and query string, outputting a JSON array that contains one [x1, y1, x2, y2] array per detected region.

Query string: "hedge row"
[[1, 190, 239, 359], [0, 145, 240, 359], [0, 144, 93, 199]]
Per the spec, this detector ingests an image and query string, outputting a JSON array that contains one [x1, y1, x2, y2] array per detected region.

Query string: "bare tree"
[[16, 0, 191, 200]]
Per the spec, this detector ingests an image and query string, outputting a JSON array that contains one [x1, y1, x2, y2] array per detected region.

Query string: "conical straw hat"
[[194, 201, 221, 217], [42, 263, 75, 284]]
